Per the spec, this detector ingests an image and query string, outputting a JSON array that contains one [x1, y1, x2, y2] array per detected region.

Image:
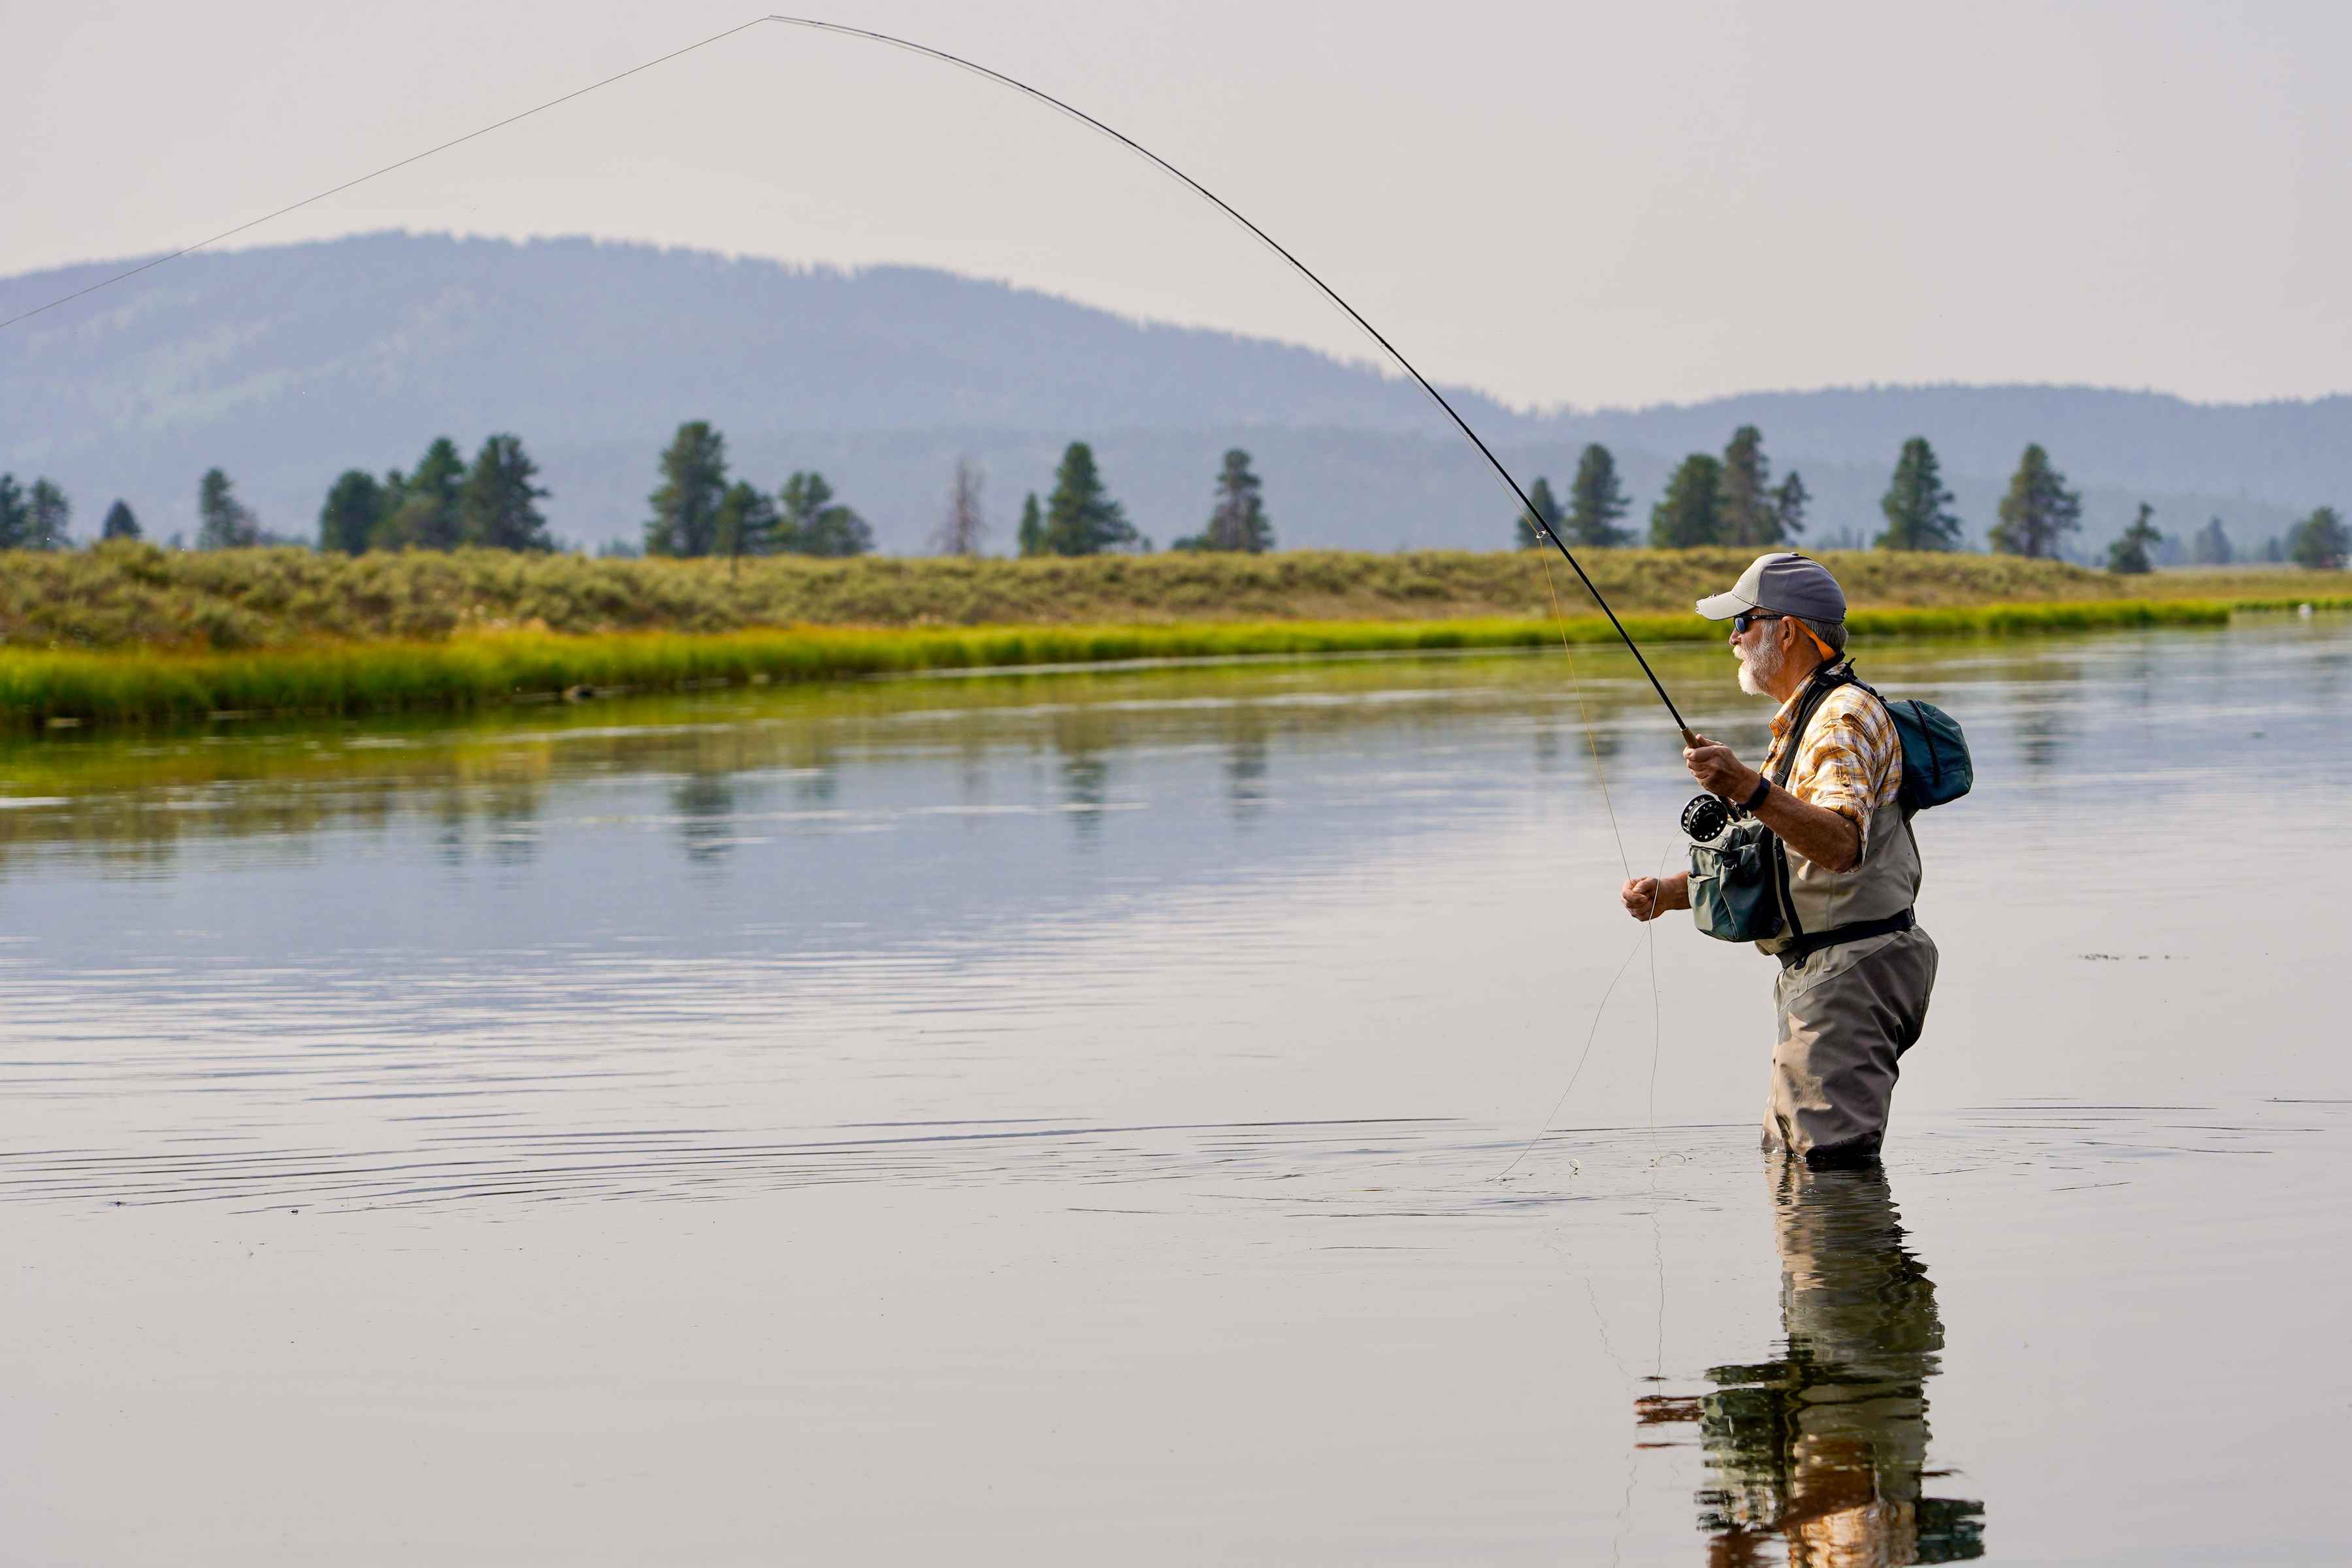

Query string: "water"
[[3, 622, 2347, 1563]]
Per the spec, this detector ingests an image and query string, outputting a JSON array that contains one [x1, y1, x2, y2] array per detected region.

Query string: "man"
[[1620, 552, 1936, 1166]]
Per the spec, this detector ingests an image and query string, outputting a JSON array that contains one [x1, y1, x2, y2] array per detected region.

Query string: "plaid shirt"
[[1761, 675, 1903, 856]]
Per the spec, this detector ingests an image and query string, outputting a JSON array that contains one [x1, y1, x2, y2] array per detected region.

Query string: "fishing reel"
[[1681, 792, 1742, 844]]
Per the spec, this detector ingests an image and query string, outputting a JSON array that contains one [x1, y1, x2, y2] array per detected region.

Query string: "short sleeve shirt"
[[1760, 680, 1902, 856]]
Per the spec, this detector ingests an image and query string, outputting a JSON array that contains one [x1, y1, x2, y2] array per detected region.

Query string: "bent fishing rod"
[[5, 13, 1699, 742]]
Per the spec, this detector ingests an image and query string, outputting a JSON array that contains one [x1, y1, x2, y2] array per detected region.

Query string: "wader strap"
[[1776, 907, 1916, 970]]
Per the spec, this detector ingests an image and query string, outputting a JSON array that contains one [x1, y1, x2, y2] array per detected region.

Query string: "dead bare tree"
[[931, 457, 987, 556]]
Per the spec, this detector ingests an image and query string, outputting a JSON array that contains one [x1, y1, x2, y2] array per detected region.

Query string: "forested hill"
[[3, 232, 2344, 556]]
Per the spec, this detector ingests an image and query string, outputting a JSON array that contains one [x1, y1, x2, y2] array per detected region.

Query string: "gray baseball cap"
[[1695, 551, 1848, 623]]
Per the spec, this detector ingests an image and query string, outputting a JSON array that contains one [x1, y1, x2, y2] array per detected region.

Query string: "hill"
[[4, 233, 2344, 558]]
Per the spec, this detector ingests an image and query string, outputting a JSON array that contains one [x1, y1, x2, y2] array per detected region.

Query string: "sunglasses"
[[1730, 610, 1786, 636]]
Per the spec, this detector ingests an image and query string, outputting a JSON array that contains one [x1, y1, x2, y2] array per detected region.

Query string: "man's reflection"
[[1637, 1160, 1985, 1565]]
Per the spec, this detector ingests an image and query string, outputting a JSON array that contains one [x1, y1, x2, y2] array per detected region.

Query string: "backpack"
[[1845, 673, 1972, 815]]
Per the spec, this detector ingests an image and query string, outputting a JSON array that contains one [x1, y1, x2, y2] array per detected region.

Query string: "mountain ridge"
[[4, 232, 2342, 557]]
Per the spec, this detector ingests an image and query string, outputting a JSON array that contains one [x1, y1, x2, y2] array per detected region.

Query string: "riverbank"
[[7, 597, 2331, 730], [9, 543, 2349, 650]]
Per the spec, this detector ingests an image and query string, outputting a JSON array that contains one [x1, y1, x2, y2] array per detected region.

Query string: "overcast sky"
[[7, 1, 2347, 410]]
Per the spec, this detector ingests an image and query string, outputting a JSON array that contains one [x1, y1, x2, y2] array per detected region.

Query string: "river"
[[3, 619, 2346, 1563]]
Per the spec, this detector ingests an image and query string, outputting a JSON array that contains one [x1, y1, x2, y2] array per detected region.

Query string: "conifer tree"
[[378, 438, 466, 551], [931, 458, 987, 557], [1650, 453, 1723, 547], [27, 479, 71, 550], [101, 499, 142, 542], [2106, 502, 2162, 574], [1205, 449, 1273, 552], [1042, 442, 1136, 556], [1567, 444, 1633, 547], [0, 475, 27, 549], [2191, 516, 2232, 566], [1876, 437, 1963, 551], [777, 471, 873, 557], [1988, 444, 2082, 558], [1017, 492, 1045, 557], [1716, 425, 1782, 546], [318, 470, 384, 555], [645, 421, 730, 557], [196, 468, 262, 550], [715, 480, 781, 564], [2287, 506, 2349, 570], [1513, 476, 1563, 550], [459, 434, 552, 551], [1772, 470, 1810, 542]]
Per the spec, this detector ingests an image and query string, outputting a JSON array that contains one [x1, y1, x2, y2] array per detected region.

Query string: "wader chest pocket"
[[1690, 821, 1784, 943]]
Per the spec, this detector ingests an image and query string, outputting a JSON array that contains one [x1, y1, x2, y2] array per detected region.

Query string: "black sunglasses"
[[1730, 610, 1786, 636]]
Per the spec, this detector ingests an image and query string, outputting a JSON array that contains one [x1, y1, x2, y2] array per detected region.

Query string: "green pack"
[[1690, 818, 1784, 943]]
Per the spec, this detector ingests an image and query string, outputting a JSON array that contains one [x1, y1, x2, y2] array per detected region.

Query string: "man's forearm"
[[1654, 872, 1691, 911], [1752, 784, 1861, 872]]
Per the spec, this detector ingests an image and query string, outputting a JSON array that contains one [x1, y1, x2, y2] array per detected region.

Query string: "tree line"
[[5, 423, 2345, 570], [1507, 427, 2347, 571]]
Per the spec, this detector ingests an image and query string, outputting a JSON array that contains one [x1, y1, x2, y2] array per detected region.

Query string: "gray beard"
[[1736, 636, 1784, 697]]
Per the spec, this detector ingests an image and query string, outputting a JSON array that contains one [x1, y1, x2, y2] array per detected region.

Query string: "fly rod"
[[4, 12, 1701, 742], [755, 15, 1700, 742]]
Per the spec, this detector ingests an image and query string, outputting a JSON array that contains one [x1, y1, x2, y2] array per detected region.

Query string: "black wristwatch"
[[1741, 776, 1772, 813]]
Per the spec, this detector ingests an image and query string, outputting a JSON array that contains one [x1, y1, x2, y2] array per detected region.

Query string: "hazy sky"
[[7, 1, 2347, 410]]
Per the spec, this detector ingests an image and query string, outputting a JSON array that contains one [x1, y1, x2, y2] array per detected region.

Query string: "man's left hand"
[[1683, 734, 1761, 802]]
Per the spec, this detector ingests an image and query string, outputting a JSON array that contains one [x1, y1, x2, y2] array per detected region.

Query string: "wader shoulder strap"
[[1765, 661, 1861, 946]]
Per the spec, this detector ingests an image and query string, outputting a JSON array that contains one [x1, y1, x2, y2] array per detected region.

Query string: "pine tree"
[[0, 476, 27, 549], [714, 480, 781, 565], [1017, 492, 1045, 557], [777, 471, 873, 558], [1650, 454, 1723, 548], [1567, 444, 1633, 547], [378, 438, 465, 551], [1716, 425, 1782, 546], [931, 457, 987, 556], [459, 434, 553, 551], [101, 499, 142, 542], [1204, 449, 1273, 552], [1876, 437, 1963, 551], [1042, 442, 1136, 556], [2191, 516, 2232, 566], [318, 470, 384, 555], [27, 479, 71, 550], [645, 421, 730, 557], [1988, 444, 2082, 559], [1773, 470, 1810, 542], [2106, 502, 2162, 574], [2287, 506, 2349, 570], [196, 468, 262, 550], [1513, 476, 1563, 550]]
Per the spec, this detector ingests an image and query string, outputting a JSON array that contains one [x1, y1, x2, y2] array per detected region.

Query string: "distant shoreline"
[[5, 545, 2347, 731]]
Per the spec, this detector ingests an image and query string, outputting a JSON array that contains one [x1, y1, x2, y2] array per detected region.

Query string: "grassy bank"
[[0, 599, 2265, 730], [8, 543, 2350, 651]]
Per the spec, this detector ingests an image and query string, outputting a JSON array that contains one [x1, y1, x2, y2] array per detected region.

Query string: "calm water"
[[3, 622, 2347, 1564]]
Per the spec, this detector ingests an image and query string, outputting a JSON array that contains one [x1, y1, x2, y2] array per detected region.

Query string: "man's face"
[[1733, 615, 1785, 697]]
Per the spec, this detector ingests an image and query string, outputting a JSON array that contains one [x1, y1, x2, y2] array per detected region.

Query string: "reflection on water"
[[1639, 1162, 1985, 1565]]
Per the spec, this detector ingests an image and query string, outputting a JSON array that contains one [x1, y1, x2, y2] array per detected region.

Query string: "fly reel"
[[1682, 793, 1737, 843]]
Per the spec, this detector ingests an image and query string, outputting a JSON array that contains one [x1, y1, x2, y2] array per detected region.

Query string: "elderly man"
[[1620, 552, 1936, 1167]]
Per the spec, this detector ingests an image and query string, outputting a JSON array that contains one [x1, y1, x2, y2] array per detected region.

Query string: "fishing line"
[[0, 19, 772, 334]]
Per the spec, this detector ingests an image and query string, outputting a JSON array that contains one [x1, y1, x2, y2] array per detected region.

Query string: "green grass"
[[0, 598, 2261, 730], [8, 542, 2347, 652]]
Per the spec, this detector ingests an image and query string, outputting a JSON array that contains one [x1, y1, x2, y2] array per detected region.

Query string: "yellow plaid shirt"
[[1761, 676, 1903, 856]]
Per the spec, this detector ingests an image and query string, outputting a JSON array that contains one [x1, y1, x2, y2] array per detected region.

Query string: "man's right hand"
[[1620, 873, 1690, 923]]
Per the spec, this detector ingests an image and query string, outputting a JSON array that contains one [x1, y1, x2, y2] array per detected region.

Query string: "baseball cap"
[[1695, 551, 1848, 624]]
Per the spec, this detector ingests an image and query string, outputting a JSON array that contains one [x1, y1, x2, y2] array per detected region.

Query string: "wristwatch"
[[1741, 776, 1772, 813]]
